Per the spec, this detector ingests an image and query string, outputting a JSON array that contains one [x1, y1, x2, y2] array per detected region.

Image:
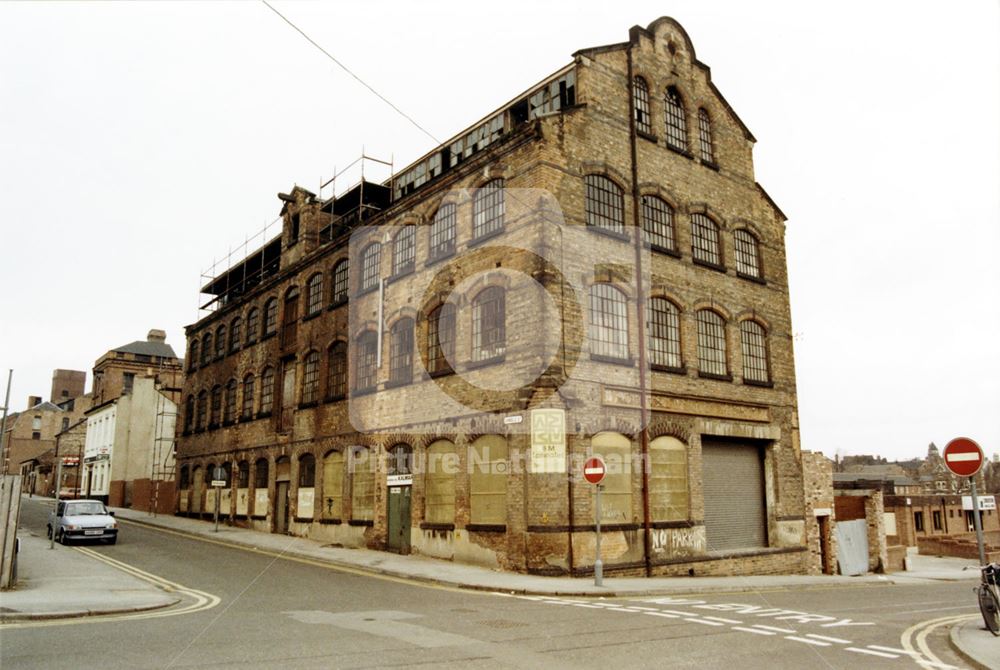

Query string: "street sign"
[[211, 480, 226, 488], [584, 457, 606, 485], [943, 437, 984, 477]]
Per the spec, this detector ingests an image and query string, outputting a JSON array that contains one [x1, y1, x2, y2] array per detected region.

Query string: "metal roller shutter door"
[[702, 439, 767, 552]]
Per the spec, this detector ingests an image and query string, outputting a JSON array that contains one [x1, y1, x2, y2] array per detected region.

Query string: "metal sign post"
[[584, 457, 607, 587], [212, 466, 225, 532], [49, 458, 62, 550], [970, 477, 986, 566], [595, 483, 603, 587], [943, 437, 986, 564]]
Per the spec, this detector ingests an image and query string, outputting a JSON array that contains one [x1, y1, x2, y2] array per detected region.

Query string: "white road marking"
[[785, 635, 830, 647], [660, 609, 696, 616], [644, 612, 680, 619], [702, 616, 743, 624], [572, 604, 605, 609], [846, 647, 898, 659], [805, 633, 851, 644], [752, 624, 797, 634], [867, 644, 911, 654], [686, 617, 724, 626], [732, 626, 774, 635], [630, 606, 661, 611]]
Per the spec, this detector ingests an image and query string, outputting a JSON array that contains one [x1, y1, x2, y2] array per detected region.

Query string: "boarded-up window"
[[470, 435, 508, 525], [351, 447, 374, 521], [649, 436, 688, 522], [425, 440, 456, 524], [322, 451, 343, 519], [592, 432, 632, 524]]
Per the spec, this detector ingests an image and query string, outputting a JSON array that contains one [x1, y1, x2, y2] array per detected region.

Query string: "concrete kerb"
[[949, 618, 1000, 670], [0, 600, 182, 624]]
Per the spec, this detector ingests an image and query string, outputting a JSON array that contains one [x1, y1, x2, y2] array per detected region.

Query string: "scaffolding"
[[149, 388, 176, 518], [198, 216, 283, 317]]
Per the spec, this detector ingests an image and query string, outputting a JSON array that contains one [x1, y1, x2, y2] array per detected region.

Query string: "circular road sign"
[[943, 437, 985, 477], [584, 457, 606, 485]]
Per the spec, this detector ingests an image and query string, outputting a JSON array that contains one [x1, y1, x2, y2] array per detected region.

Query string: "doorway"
[[275, 481, 289, 534], [387, 486, 411, 553]]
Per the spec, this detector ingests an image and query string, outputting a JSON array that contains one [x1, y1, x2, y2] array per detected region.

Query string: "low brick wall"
[[917, 535, 1000, 562], [886, 545, 907, 572]]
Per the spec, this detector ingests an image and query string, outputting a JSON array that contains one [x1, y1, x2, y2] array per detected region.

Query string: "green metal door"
[[387, 485, 411, 553]]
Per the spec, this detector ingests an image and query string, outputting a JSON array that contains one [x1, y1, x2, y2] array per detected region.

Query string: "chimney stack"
[[27, 395, 42, 408], [147, 329, 166, 343]]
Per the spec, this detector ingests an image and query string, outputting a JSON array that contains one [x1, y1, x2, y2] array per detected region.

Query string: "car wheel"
[[57, 529, 68, 545]]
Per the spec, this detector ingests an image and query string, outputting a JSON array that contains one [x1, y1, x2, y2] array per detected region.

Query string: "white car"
[[47, 499, 118, 545]]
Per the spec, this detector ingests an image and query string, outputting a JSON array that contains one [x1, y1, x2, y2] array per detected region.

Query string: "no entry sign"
[[584, 457, 606, 485], [943, 437, 984, 477]]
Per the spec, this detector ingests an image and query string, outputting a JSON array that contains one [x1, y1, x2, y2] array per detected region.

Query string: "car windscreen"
[[67, 502, 106, 515]]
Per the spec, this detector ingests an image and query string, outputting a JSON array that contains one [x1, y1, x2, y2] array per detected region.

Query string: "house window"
[[123, 372, 135, 394], [392, 226, 416, 276], [389, 318, 414, 385], [633, 76, 651, 134], [470, 435, 508, 525], [263, 299, 278, 337], [696, 310, 728, 377], [196, 391, 207, 430], [61, 417, 69, 431], [254, 458, 268, 489], [698, 108, 715, 163], [201, 333, 213, 366], [914, 511, 925, 532], [648, 297, 681, 369], [473, 179, 505, 239], [31, 431, 40, 440], [388, 443, 413, 476], [355, 331, 378, 392], [209, 385, 222, 427], [298, 453, 316, 487], [223, 379, 237, 423], [740, 320, 770, 384], [361, 243, 381, 291], [242, 374, 255, 419], [215, 325, 226, 359], [430, 204, 457, 259], [691, 213, 722, 266], [471, 287, 505, 362], [427, 303, 456, 375], [245, 308, 259, 345], [302, 351, 320, 404], [306, 274, 323, 315], [326, 342, 347, 399], [188, 340, 199, 372], [640, 195, 675, 251], [229, 317, 241, 352], [589, 284, 629, 360], [585, 175, 625, 234], [734, 229, 763, 278], [184, 396, 195, 431], [281, 288, 299, 348], [932, 510, 942, 531], [237, 461, 249, 488], [260, 367, 275, 414], [664, 86, 688, 151], [331, 259, 349, 303]]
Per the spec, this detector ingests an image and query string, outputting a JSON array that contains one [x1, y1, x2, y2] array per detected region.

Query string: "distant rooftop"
[[110, 329, 177, 359]]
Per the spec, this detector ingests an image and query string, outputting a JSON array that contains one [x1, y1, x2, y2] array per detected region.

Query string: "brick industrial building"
[[176, 18, 818, 576]]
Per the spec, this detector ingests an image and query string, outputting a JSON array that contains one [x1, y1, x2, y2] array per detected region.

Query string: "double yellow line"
[[900, 612, 979, 670]]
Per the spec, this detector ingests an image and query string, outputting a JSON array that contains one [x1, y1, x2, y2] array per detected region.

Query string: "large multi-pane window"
[[298, 453, 316, 488], [281, 288, 299, 348], [302, 351, 320, 403], [215, 325, 226, 359], [664, 86, 688, 151], [195, 391, 207, 430], [470, 435, 508, 525], [355, 331, 378, 391], [188, 340, 199, 372], [649, 436, 689, 522], [696, 309, 728, 377], [254, 458, 268, 490], [201, 333, 212, 366], [698, 108, 715, 163], [691, 213, 722, 266], [229, 317, 241, 352], [242, 374, 255, 419], [589, 284, 629, 360], [640, 195, 675, 251], [734, 229, 762, 278], [306, 273, 323, 315], [425, 440, 456, 524], [223, 379, 237, 423], [740, 320, 770, 384], [245, 308, 259, 344], [351, 447, 374, 521], [633, 76, 651, 134], [260, 367, 275, 414], [361, 243, 381, 291], [209, 385, 222, 426], [184, 395, 194, 432], [263, 298, 278, 337], [429, 204, 457, 259], [427, 303, 456, 374], [392, 226, 416, 276], [472, 287, 505, 362], [326, 342, 347, 399], [322, 450, 343, 519], [332, 259, 349, 303], [585, 175, 625, 234], [648, 297, 682, 369], [472, 179, 505, 239], [389, 318, 414, 385]]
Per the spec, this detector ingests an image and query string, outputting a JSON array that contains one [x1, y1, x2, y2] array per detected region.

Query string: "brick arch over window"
[[584, 174, 626, 234], [389, 317, 415, 385], [302, 350, 321, 404], [589, 283, 629, 360], [429, 203, 457, 260], [188, 339, 199, 372], [215, 324, 226, 359], [696, 309, 729, 378], [200, 332, 213, 366], [331, 259, 349, 303], [306, 273, 324, 315], [262, 298, 278, 337], [739, 319, 771, 385], [697, 107, 715, 164], [649, 435, 689, 522], [633, 75, 652, 134], [471, 286, 506, 362], [326, 341, 347, 400], [734, 228, 763, 279], [640, 194, 676, 251], [392, 225, 416, 276], [664, 85, 688, 151], [647, 296, 682, 370], [354, 330, 378, 392], [229, 316, 242, 353], [360, 242, 381, 291], [691, 212, 723, 267], [472, 178, 505, 239], [245, 307, 260, 344]]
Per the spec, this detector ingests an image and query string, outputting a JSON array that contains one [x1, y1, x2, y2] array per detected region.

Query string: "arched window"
[[691, 213, 722, 266], [302, 350, 320, 403], [648, 297, 681, 369], [201, 333, 213, 366], [425, 440, 456, 524], [281, 287, 299, 348], [589, 284, 629, 360], [472, 287, 505, 362], [470, 435, 508, 525], [734, 229, 763, 279], [184, 395, 195, 432], [351, 447, 374, 521], [740, 320, 770, 384], [188, 340, 199, 372], [664, 86, 688, 151], [237, 461, 250, 488], [361, 243, 381, 291], [263, 298, 278, 337], [387, 443, 412, 475], [427, 303, 456, 375], [229, 317, 242, 353], [592, 432, 632, 523], [389, 318, 414, 385], [306, 273, 323, 315], [331, 259, 349, 303], [696, 310, 728, 378], [392, 226, 416, 276], [220, 462, 232, 486], [322, 450, 344, 519], [472, 178, 505, 239], [215, 325, 226, 359], [246, 307, 259, 344], [260, 366, 275, 414], [242, 373, 255, 419], [698, 108, 715, 163], [209, 385, 222, 427], [191, 465, 202, 513], [650, 436, 688, 522], [355, 331, 378, 392], [326, 342, 347, 399], [223, 379, 237, 423], [179, 465, 190, 490], [298, 453, 316, 487], [195, 390, 207, 430], [254, 458, 268, 490], [430, 203, 457, 259], [633, 76, 651, 134], [640, 195, 675, 251], [584, 175, 625, 234]]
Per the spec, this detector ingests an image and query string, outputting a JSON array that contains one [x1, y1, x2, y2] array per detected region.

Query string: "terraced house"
[[176, 17, 821, 576]]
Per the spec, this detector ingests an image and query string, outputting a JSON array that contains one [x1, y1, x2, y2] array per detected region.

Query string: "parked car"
[[47, 499, 118, 545]]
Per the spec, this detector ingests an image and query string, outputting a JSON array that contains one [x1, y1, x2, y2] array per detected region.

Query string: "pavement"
[[2, 494, 996, 668]]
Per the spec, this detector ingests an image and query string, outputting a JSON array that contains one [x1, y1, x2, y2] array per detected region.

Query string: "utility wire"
[[261, 0, 440, 145]]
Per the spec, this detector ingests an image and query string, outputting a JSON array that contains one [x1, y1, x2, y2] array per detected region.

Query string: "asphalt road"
[[2, 498, 981, 669]]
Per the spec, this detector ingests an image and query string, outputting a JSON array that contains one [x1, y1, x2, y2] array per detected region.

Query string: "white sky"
[[1, 1, 998, 462]]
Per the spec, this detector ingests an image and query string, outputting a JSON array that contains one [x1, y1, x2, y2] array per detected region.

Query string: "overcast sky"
[[1, 1, 997, 463]]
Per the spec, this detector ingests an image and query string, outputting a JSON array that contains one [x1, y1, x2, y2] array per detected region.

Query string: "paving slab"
[[950, 617, 1000, 670]]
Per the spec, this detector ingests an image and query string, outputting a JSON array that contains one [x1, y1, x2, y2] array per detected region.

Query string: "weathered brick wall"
[[802, 451, 836, 574]]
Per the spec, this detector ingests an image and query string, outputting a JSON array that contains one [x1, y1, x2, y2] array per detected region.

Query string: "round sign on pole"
[[943, 437, 984, 477], [584, 457, 606, 485]]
